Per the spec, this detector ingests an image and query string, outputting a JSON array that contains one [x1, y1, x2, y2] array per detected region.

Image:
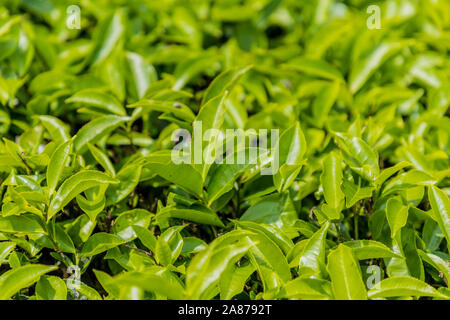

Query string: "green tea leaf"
[[273, 122, 307, 192], [113, 209, 153, 242], [368, 276, 447, 299], [87, 9, 125, 67], [0, 215, 46, 234], [282, 278, 333, 300], [80, 232, 125, 257], [48, 170, 119, 220], [320, 151, 344, 220], [47, 139, 72, 196], [186, 230, 254, 299], [327, 244, 367, 300], [344, 240, 403, 260], [285, 57, 343, 81], [36, 275, 67, 300], [107, 266, 185, 300], [298, 221, 330, 278], [0, 264, 57, 300], [428, 185, 450, 252], [202, 66, 251, 105], [73, 115, 129, 154], [386, 197, 409, 238]]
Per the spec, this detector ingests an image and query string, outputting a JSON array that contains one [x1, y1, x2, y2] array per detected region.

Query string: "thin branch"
[[122, 244, 153, 257], [18, 152, 32, 174]]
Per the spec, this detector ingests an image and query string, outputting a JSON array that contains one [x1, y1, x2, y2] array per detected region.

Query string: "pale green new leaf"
[[73, 115, 129, 154], [282, 278, 333, 300], [0, 264, 57, 300], [47, 139, 72, 196], [344, 240, 403, 260], [36, 275, 67, 300], [428, 185, 450, 252], [273, 122, 307, 192], [298, 221, 330, 278], [66, 89, 126, 116], [386, 197, 409, 238], [320, 151, 344, 219], [368, 276, 447, 299], [327, 244, 367, 300], [48, 170, 119, 220], [80, 232, 125, 257]]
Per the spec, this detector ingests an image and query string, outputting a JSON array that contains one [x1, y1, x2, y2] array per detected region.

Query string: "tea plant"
[[0, 0, 449, 300]]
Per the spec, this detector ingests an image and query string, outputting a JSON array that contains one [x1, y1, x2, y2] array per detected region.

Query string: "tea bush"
[[0, 0, 449, 300]]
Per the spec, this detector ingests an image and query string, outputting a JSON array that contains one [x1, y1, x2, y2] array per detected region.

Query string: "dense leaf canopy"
[[0, 0, 449, 300]]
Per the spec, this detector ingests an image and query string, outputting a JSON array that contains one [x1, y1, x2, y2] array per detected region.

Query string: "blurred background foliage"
[[1, 0, 449, 135], [0, 0, 450, 300]]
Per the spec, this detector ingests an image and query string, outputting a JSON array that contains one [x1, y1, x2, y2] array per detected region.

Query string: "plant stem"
[[354, 205, 359, 240], [126, 127, 137, 153], [105, 208, 113, 232], [334, 222, 343, 243], [18, 152, 32, 174], [235, 183, 240, 217], [123, 244, 153, 257]]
